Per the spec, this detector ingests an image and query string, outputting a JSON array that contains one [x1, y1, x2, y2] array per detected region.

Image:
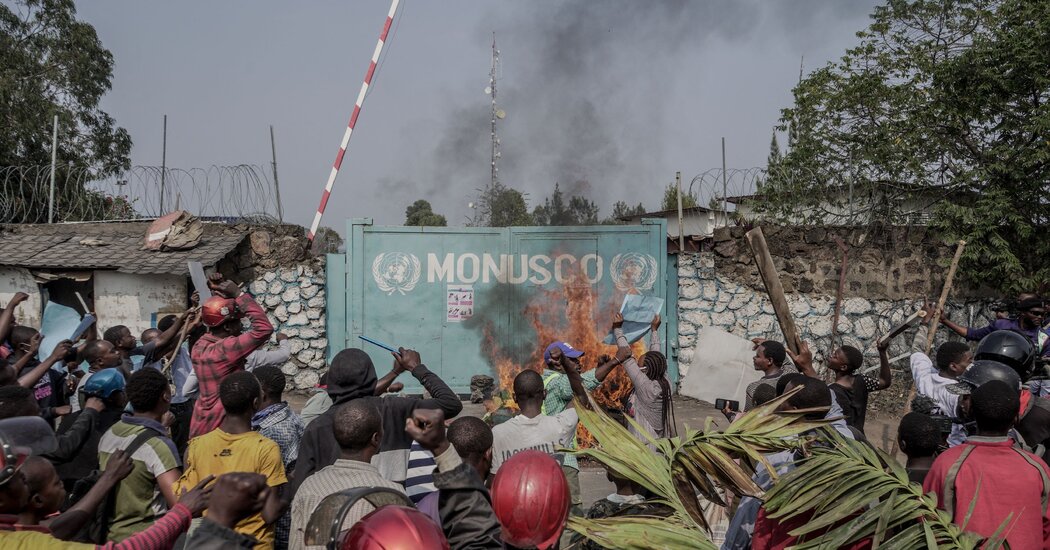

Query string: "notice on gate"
[[446, 285, 474, 322]]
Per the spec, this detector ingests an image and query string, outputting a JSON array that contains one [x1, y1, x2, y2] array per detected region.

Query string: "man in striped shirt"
[[289, 399, 405, 550]]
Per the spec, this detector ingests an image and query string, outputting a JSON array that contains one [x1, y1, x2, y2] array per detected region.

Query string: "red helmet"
[[341, 505, 449, 550], [491, 450, 570, 550], [201, 296, 239, 327]]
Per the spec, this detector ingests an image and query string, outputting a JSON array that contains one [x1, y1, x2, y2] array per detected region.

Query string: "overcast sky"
[[76, 1, 878, 230]]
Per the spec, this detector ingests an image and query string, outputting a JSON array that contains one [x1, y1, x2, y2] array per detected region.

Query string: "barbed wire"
[[0, 165, 282, 224]]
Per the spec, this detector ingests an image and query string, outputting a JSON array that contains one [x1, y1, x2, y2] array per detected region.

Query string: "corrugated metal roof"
[[0, 222, 248, 275]]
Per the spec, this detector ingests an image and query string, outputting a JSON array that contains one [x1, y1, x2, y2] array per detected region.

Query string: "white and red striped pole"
[[308, 0, 401, 241]]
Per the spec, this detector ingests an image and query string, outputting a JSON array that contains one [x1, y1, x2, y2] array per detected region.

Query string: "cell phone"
[[358, 335, 401, 357], [715, 398, 740, 412]]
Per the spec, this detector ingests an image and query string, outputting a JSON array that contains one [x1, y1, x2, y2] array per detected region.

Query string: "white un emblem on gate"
[[372, 253, 422, 295], [610, 253, 658, 292]]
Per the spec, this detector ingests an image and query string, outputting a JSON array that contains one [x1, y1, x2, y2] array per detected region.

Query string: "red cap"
[[200, 296, 239, 327], [341, 505, 449, 550], [491, 450, 570, 549]]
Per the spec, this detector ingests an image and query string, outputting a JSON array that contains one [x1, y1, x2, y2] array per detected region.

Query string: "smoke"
[[404, 0, 874, 223]]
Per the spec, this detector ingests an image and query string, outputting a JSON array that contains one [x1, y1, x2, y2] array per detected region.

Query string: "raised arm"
[[18, 338, 70, 389], [0, 292, 28, 345], [785, 340, 817, 379], [556, 348, 590, 406], [399, 348, 463, 419], [209, 277, 275, 363], [874, 338, 893, 390], [245, 335, 292, 371], [374, 362, 405, 395], [938, 312, 972, 339], [153, 308, 192, 351], [649, 314, 663, 354]]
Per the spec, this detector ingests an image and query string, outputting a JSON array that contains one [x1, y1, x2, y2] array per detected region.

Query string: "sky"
[[74, 1, 879, 232]]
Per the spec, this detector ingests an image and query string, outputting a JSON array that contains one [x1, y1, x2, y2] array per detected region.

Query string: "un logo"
[[610, 253, 658, 292], [372, 252, 422, 295]]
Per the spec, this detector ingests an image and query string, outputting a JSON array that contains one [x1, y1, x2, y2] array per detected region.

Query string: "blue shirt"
[[965, 318, 1050, 356]]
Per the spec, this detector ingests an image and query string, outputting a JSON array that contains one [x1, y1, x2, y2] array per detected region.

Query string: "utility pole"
[[270, 125, 284, 223], [48, 115, 58, 223], [160, 114, 167, 213], [721, 137, 728, 227], [676, 171, 684, 251], [486, 32, 502, 225]]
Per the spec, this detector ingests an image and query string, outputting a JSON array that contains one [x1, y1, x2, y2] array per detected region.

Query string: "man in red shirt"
[[924, 379, 1050, 549], [189, 275, 273, 438]]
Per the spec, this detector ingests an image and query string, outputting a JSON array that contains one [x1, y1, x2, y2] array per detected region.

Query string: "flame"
[[480, 266, 648, 447]]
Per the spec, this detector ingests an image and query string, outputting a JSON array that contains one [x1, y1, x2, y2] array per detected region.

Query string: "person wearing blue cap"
[[540, 337, 622, 526]]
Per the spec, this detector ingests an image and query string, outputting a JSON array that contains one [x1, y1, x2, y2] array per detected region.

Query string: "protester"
[[406, 409, 503, 550], [299, 373, 330, 427], [71, 338, 122, 413], [897, 412, 940, 484], [939, 296, 1049, 356], [612, 313, 676, 446], [491, 450, 570, 550], [184, 473, 275, 550], [291, 347, 461, 495], [101, 325, 138, 378], [55, 369, 124, 491], [290, 399, 406, 550], [251, 366, 303, 550], [0, 293, 29, 359], [908, 320, 971, 445], [924, 380, 1050, 548], [8, 326, 70, 421], [141, 313, 198, 455], [97, 368, 180, 542], [190, 274, 274, 438], [821, 340, 892, 434], [741, 339, 795, 411], [177, 371, 286, 549], [245, 333, 292, 371]]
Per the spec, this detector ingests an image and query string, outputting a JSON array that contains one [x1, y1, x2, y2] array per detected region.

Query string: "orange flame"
[[480, 266, 648, 447]]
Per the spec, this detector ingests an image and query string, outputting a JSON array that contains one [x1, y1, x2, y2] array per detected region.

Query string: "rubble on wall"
[[676, 252, 998, 415], [248, 256, 327, 390]]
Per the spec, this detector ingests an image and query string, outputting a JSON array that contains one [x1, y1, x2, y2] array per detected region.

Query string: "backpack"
[[67, 429, 158, 544]]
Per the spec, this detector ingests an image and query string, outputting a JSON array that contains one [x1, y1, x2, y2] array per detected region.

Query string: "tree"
[[532, 182, 600, 226], [763, 0, 1050, 293], [487, 185, 533, 227], [311, 226, 344, 254], [601, 201, 647, 225], [404, 199, 447, 227], [659, 182, 698, 212], [1, 0, 132, 222]]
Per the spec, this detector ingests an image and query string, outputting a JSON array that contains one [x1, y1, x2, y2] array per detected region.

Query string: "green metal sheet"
[[327, 219, 674, 393]]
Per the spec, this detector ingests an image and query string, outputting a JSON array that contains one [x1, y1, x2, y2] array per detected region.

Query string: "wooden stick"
[[745, 227, 801, 355], [877, 308, 927, 348], [830, 236, 850, 348], [162, 308, 199, 376], [925, 240, 966, 355]]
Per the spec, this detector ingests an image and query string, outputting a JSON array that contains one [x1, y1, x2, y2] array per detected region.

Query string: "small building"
[[0, 221, 250, 337], [619, 206, 733, 252]]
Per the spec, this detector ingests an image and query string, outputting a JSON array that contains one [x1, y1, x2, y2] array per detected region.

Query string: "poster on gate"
[[446, 285, 474, 322]]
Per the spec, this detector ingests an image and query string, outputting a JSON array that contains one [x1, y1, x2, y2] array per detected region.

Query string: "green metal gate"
[[326, 218, 674, 393]]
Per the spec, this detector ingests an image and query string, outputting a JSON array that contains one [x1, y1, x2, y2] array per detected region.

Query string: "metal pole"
[[721, 137, 728, 227], [270, 125, 284, 223], [160, 114, 167, 213], [676, 171, 684, 251], [48, 115, 58, 223]]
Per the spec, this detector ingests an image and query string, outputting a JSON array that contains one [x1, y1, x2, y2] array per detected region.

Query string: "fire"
[[480, 265, 649, 447]]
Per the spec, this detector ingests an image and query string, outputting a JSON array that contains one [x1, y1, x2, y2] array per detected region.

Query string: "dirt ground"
[[285, 392, 904, 510]]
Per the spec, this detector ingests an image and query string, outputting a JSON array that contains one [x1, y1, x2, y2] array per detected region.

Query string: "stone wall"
[[677, 226, 999, 415], [248, 256, 327, 390]]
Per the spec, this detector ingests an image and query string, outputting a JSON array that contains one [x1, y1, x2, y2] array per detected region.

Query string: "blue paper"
[[603, 294, 664, 345], [39, 302, 81, 359]]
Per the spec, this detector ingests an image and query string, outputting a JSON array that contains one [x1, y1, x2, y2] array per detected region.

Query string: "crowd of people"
[[0, 273, 1049, 549]]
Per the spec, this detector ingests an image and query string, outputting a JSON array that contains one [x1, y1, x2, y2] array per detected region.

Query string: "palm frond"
[[566, 515, 718, 550], [761, 430, 1000, 549]]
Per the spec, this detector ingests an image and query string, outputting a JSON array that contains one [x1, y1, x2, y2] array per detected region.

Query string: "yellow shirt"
[[0, 531, 94, 549], [175, 429, 287, 549]]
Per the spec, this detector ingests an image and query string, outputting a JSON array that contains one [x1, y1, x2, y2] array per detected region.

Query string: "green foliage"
[[532, 182, 599, 226], [601, 201, 647, 225], [659, 182, 698, 212], [486, 185, 533, 227], [0, 0, 132, 222], [762, 431, 1001, 549], [763, 0, 1050, 293], [404, 199, 447, 227]]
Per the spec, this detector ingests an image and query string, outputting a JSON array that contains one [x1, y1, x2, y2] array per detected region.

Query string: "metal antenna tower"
[[488, 32, 502, 194]]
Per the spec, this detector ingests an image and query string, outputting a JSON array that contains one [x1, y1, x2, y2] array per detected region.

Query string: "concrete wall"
[[0, 267, 42, 327], [248, 257, 327, 390], [94, 272, 187, 337], [676, 226, 998, 415]]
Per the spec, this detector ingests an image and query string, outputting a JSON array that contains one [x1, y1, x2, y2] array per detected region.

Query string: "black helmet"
[[947, 359, 1022, 395], [975, 330, 1037, 381]]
